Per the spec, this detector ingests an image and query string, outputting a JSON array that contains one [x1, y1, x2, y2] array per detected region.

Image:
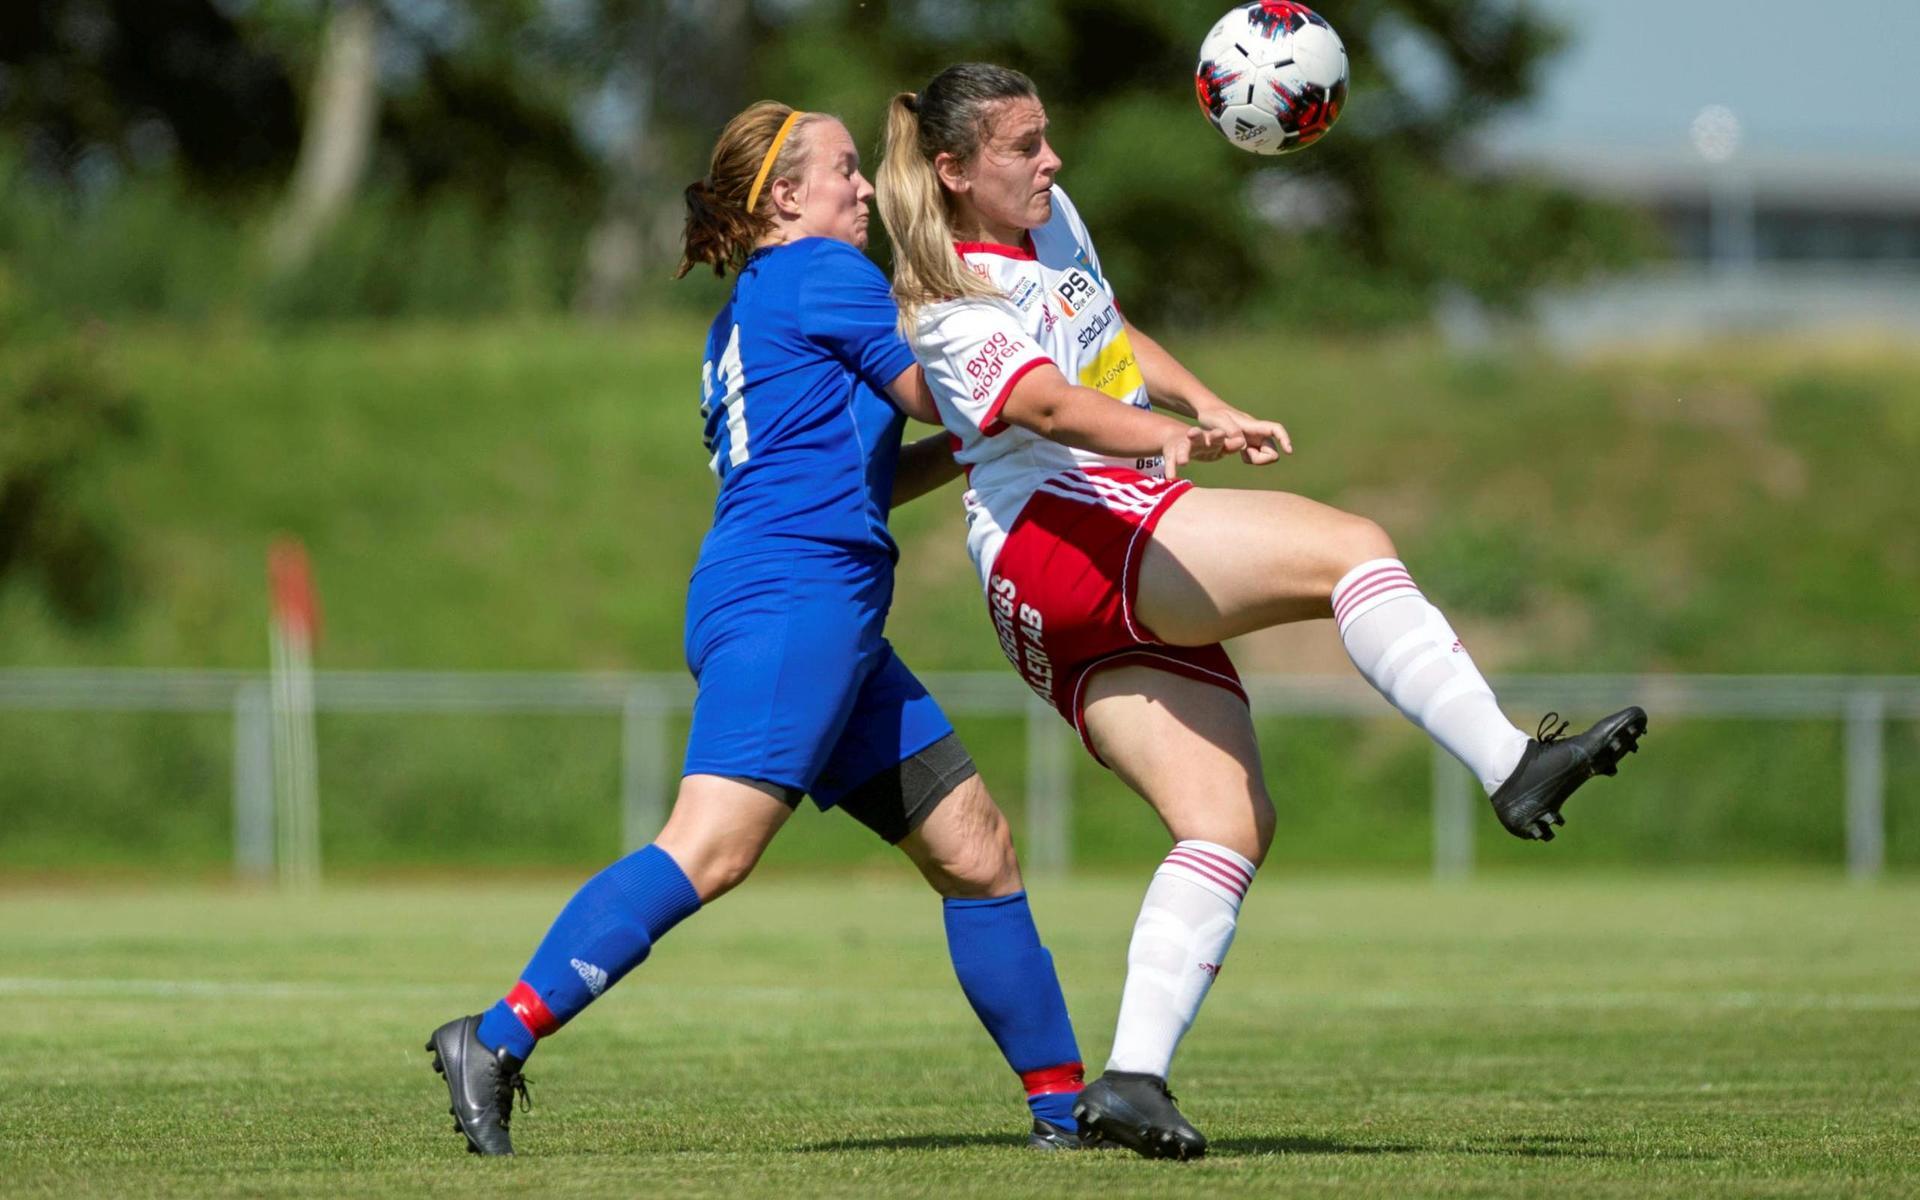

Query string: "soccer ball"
[[1195, 2, 1350, 155]]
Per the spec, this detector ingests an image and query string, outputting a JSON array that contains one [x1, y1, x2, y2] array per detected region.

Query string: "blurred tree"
[[0, 0, 1646, 326], [572, 0, 754, 315], [0, 0, 300, 191], [0, 320, 141, 626], [744, 0, 1646, 326], [265, 0, 381, 272]]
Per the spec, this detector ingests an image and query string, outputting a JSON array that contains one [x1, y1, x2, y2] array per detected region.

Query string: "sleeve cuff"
[[980, 356, 1050, 436], [871, 342, 918, 396]]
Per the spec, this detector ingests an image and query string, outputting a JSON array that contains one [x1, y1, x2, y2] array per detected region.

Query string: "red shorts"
[[984, 468, 1246, 765]]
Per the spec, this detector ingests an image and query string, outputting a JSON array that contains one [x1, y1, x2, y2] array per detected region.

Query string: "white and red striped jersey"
[[908, 186, 1160, 589]]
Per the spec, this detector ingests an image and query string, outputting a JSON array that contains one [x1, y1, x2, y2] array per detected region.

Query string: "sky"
[[1483, 0, 1918, 163]]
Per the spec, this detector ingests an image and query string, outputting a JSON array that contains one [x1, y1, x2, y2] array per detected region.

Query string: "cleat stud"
[[1535, 821, 1556, 842]]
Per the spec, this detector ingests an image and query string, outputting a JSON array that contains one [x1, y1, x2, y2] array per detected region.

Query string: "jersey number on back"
[[701, 325, 750, 477]]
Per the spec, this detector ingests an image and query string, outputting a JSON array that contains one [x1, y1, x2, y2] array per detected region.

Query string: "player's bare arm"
[[1125, 318, 1290, 464], [998, 362, 1233, 479], [886, 364, 967, 505], [884, 362, 942, 424], [891, 430, 965, 506]]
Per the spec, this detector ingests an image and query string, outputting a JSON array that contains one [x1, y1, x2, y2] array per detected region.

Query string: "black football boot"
[[427, 1014, 531, 1156], [1026, 1117, 1086, 1150], [1490, 707, 1648, 841], [1074, 1071, 1207, 1160]]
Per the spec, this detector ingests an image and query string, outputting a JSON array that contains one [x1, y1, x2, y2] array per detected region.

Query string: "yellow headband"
[[746, 110, 807, 214]]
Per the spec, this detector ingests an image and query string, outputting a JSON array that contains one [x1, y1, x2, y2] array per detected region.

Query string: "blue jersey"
[[697, 237, 916, 568], [682, 238, 953, 807]]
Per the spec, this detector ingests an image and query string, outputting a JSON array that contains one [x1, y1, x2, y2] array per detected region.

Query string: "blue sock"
[[475, 843, 701, 1060], [943, 891, 1083, 1130]]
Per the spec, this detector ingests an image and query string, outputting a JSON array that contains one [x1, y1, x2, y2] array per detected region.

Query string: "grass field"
[[4, 874, 1916, 1197]]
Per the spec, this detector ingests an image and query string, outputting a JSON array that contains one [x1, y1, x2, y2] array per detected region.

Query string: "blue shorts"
[[681, 557, 954, 809]]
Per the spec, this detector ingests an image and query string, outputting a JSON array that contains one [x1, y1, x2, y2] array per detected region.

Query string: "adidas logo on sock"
[[571, 958, 609, 996]]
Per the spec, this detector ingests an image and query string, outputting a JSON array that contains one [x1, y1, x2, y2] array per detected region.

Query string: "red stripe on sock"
[[1163, 851, 1249, 898], [1332, 564, 1409, 606], [1175, 844, 1254, 889], [505, 981, 558, 1039], [1333, 563, 1413, 609], [1020, 1061, 1085, 1096], [1334, 574, 1418, 624]]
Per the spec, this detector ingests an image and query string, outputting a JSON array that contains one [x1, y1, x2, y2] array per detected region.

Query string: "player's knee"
[[656, 837, 761, 902], [1249, 791, 1277, 866], [968, 808, 1023, 895], [917, 783, 1023, 898], [1343, 514, 1397, 566], [701, 845, 763, 899], [1313, 511, 1396, 591], [654, 822, 766, 902], [946, 825, 1021, 898]]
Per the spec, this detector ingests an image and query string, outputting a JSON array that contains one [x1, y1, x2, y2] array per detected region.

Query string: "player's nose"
[[1037, 139, 1062, 180]]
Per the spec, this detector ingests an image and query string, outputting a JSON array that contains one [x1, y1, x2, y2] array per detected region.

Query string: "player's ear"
[[933, 150, 970, 195], [768, 174, 806, 218]]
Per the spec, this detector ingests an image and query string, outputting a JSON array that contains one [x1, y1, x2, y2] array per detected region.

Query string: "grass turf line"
[[2, 875, 1916, 1198]]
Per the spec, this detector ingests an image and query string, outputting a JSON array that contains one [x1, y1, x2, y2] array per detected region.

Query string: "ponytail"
[[677, 178, 761, 279], [876, 92, 1003, 317], [875, 64, 1042, 320], [676, 101, 826, 280]]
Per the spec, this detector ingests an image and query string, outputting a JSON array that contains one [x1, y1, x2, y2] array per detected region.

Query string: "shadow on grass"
[[804, 1131, 1711, 1162], [1213, 1133, 1708, 1162], [799, 1133, 1025, 1153]]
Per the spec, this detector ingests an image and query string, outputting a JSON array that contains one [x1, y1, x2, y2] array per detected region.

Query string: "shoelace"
[[1537, 712, 1571, 743], [495, 1070, 533, 1123]]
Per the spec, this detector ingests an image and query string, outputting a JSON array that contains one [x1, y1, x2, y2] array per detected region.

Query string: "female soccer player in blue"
[[426, 101, 1084, 1156]]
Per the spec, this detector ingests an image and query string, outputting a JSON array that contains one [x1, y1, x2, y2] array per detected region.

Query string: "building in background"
[[1474, 0, 1920, 346]]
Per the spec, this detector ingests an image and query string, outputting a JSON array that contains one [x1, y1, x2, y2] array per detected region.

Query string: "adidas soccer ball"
[[1195, 2, 1350, 155]]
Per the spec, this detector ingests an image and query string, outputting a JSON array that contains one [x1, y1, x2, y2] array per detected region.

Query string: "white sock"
[[1105, 840, 1254, 1079], [1332, 558, 1529, 793]]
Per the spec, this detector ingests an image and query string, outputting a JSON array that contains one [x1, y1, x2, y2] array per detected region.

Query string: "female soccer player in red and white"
[[877, 63, 1646, 1160]]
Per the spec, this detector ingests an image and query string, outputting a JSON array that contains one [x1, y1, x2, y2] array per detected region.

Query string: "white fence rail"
[[3, 670, 1915, 883]]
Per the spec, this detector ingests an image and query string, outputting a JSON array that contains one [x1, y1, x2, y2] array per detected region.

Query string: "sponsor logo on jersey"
[[571, 958, 609, 996], [964, 331, 1028, 402], [1075, 304, 1117, 350], [1077, 328, 1145, 401], [1053, 269, 1099, 319], [1008, 277, 1042, 313]]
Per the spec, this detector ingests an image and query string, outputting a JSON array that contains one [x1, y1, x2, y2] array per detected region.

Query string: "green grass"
[[4, 875, 1917, 1197]]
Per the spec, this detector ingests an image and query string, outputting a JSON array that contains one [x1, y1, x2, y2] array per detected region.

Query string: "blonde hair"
[[676, 101, 829, 280], [876, 64, 1040, 318]]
